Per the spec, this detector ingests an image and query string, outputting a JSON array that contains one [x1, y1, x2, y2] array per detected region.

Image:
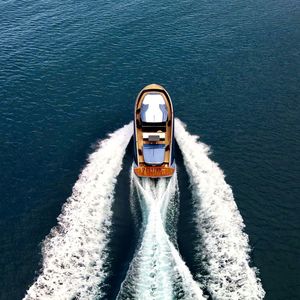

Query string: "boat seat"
[[143, 144, 165, 165], [140, 93, 168, 123]]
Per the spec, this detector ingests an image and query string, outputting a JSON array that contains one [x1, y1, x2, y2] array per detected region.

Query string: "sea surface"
[[0, 0, 299, 299]]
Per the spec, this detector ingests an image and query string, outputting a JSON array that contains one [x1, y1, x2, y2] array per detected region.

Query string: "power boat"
[[133, 84, 175, 178]]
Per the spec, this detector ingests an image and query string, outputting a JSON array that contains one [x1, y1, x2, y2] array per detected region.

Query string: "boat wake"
[[175, 118, 265, 299], [24, 119, 265, 300], [24, 123, 133, 300], [117, 170, 205, 300]]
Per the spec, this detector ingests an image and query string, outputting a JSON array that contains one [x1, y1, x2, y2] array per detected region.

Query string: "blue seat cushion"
[[140, 104, 149, 122], [143, 144, 165, 165], [159, 104, 168, 122]]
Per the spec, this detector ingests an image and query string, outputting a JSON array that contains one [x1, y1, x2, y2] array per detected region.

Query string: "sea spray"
[[175, 118, 265, 299], [24, 123, 133, 300], [117, 171, 206, 300]]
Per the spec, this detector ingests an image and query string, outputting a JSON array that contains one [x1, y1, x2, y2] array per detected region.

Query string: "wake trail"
[[175, 118, 265, 299], [117, 171, 205, 300], [23, 123, 133, 300]]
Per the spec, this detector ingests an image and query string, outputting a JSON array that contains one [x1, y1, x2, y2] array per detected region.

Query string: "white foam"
[[117, 171, 205, 300], [23, 123, 133, 300], [175, 118, 265, 299]]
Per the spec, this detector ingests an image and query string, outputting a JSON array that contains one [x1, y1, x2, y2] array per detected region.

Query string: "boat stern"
[[134, 165, 175, 178]]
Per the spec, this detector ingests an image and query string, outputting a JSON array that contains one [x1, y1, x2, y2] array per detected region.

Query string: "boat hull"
[[133, 84, 175, 178]]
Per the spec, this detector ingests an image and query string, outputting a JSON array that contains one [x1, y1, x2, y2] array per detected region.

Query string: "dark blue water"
[[1, 0, 299, 299]]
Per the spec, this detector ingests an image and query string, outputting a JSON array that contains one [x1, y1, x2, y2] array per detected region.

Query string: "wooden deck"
[[134, 165, 175, 178]]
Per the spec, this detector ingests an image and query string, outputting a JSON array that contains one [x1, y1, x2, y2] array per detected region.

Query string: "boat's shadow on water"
[[103, 137, 140, 300]]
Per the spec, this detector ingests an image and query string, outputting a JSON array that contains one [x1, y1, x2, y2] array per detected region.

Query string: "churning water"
[[23, 120, 265, 299]]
